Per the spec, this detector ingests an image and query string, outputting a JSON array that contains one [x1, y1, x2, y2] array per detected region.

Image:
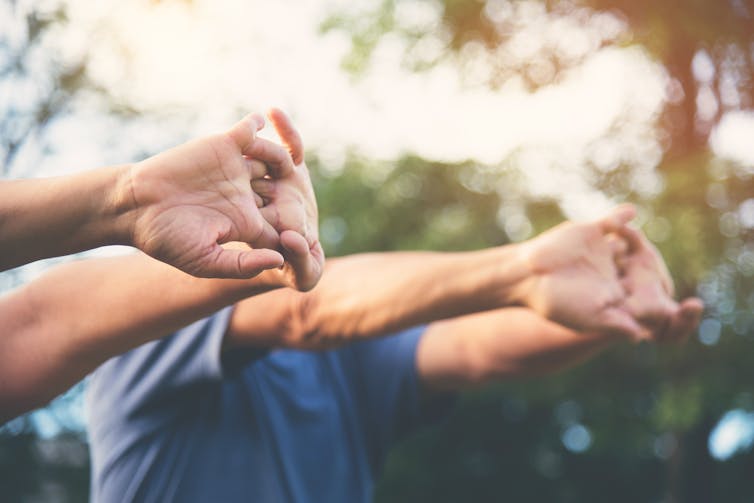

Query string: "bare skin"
[[415, 304, 702, 393], [0, 207, 701, 421], [229, 205, 699, 350], [251, 108, 324, 291], [0, 111, 321, 283]]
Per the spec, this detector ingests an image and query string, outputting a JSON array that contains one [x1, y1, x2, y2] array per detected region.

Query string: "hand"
[[127, 114, 297, 279], [251, 109, 324, 291], [518, 205, 645, 339], [616, 226, 703, 342]]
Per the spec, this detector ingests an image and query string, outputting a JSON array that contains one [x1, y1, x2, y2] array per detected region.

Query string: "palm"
[[618, 227, 703, 341], [522, 217, 636, 337], [128, 116, 289, 279]]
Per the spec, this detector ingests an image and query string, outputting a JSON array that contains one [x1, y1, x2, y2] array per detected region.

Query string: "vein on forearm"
[[229, 247, 530, 350]]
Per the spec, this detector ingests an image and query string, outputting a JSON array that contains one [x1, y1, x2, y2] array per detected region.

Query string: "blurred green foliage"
[[310, 148, 754, 502]]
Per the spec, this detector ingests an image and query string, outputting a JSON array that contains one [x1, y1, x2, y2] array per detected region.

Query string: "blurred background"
[[1, 0, 753, 501]]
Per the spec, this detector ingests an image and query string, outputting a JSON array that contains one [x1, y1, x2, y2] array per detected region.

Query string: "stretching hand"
[[128, 114, 295, 279], [517, 205, 702, 341], [616, 225, 703, 342], [517, 206, 647, 339], [250, 109, 324, 291]]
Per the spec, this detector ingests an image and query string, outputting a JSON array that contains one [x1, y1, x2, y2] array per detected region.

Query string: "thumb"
[[280, 230, 324, 291], [202, 246, 284, 279], [599, 204, 636, 234], [665, 297, 704, 341], [600, 306, 649, 342], [227, 113, 265, 156]]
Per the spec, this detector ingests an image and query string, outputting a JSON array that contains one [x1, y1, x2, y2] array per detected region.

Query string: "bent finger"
[[227, 113, 265, 155], [259, 205, 281, 229], [599, 204, 636, 235], [666, 297, 704, 342], [600, 306, 647, 342], [246, 158, 269, 180], [280, 230, 324, 291], [606, 234, 629, 264], [268, 108, 304, 165], [246, 138, 295, 178], [631, 295, 678, 336], [201, 246, 284, 279], [248, 217, 281, 250], [251, 178, 276, 199]]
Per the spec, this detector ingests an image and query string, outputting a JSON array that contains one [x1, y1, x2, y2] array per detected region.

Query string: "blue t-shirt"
[[87, 308, 442, 503]]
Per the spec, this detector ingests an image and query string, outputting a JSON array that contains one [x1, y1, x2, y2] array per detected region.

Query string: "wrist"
[[106, 163, 139, 246], [491, 242, 539, 309]]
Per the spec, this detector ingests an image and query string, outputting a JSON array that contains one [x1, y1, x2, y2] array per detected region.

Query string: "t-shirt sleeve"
[[87, 307, 233, 434], [338, 326, 455, 472]]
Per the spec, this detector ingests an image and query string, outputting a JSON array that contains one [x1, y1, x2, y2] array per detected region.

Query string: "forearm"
[[0, 166, 135, 271], [0, 253, 283, 420], [416, 308, 619, 392], [227, 247, 532, 349]]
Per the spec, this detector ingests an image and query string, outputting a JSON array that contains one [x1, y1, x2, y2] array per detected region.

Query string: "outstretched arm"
[[0, 251, 298, 421], [415, 305, 701, 392], [227, 206, 686, 349], [415, 226, 705, 391], [0, 113, 301, 279], [0, 108, 324, 420], [226, 247, 532, 349]]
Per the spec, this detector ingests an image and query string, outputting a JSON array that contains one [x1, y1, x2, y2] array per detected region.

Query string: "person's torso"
[[89, 350, 375, 503]]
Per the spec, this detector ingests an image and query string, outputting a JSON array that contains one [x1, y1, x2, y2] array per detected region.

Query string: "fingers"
[[606, 234, 629, 266], [637, 231, 674, 296], [618, 225, 675, 296], [625, 292, 678, 332], [268, 108, 304, 165], [227, 113, 265, 155], [228, 113, 295, 178], [600, 306, 649, 342], [621, 296, 702, 344], [598, 204, 636, 234], [664, 297, 704, 342], [280, 230, 324, 291], [245, 138, 296, 178], [247, 158, 269, 180], [247, 159, 268, 208], [247, 216, 280, 250], [251, 178, 275, 199], [259, 205, 280, 229], [201, 246, 284, 279], [613, 225, 644, 254], [220, 203, 281, 250]]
